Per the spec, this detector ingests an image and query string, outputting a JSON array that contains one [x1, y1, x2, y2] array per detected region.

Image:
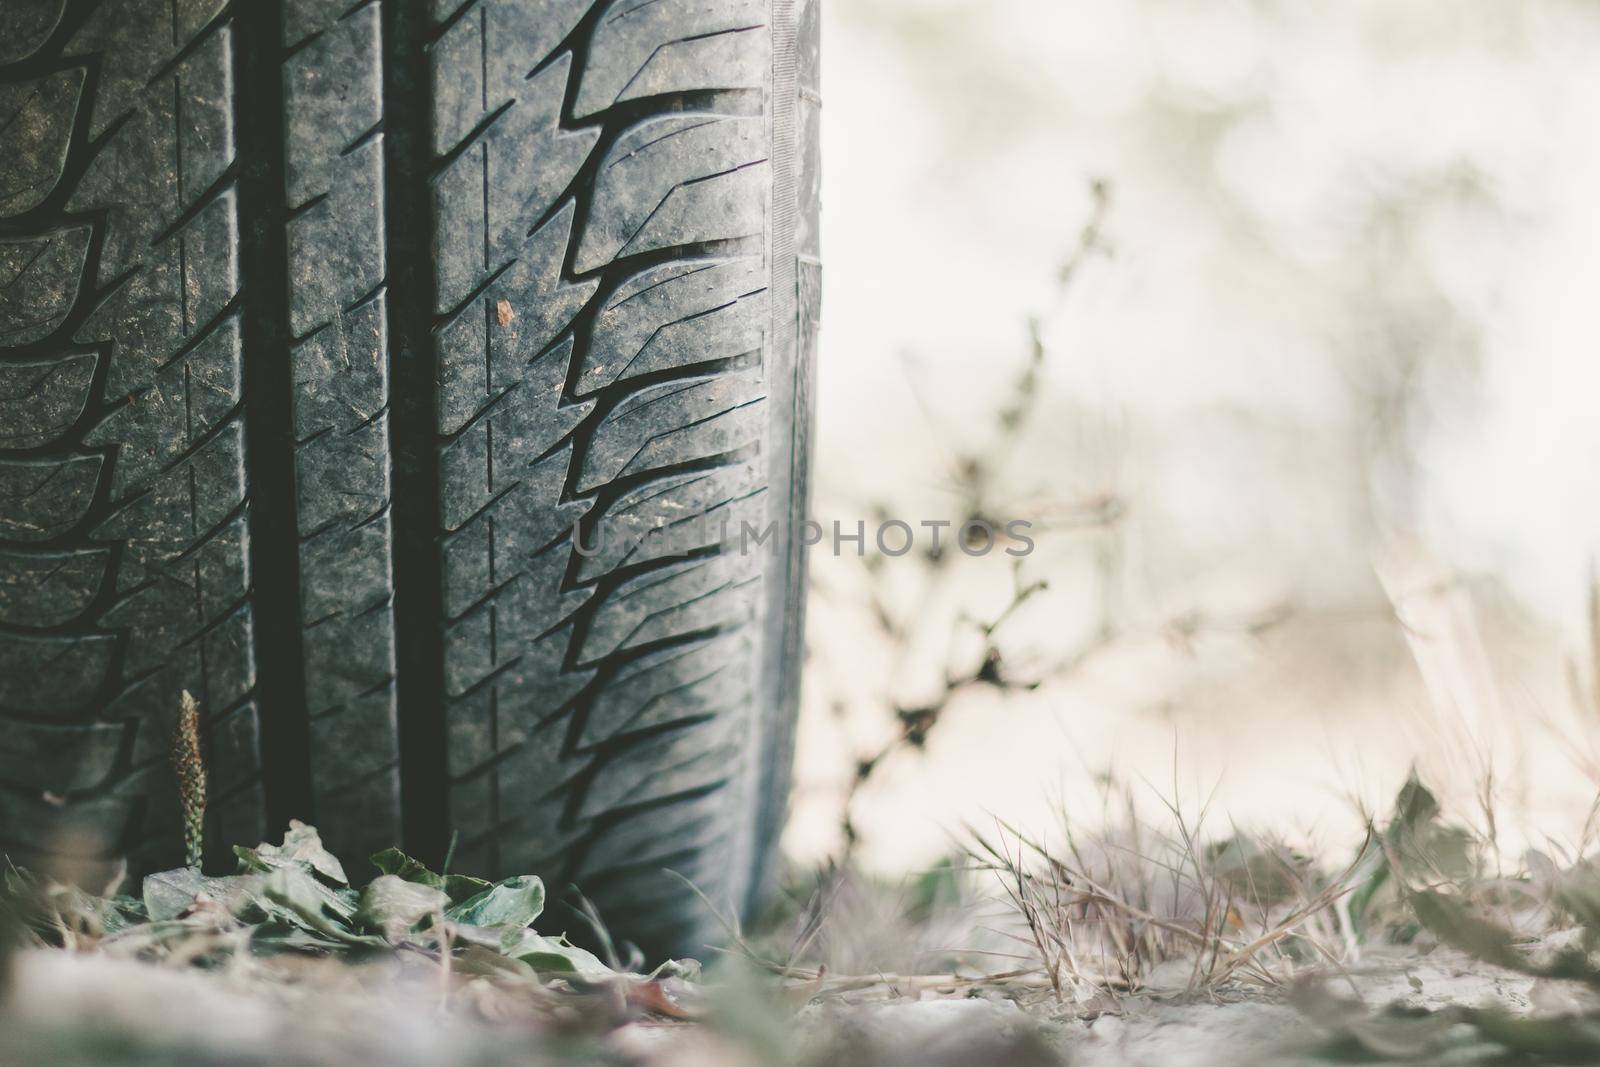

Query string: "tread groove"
[[235, 0, 316, 834], [384, 0, 451, 866]]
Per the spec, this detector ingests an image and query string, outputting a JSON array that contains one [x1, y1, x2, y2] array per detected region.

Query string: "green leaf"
[[1384, 774, 1477, 881], [101, 918, 241, 954], [1410, 891, 1534, 974], [100, 895, 148, 934], [506, 931, 614, 981], [443, 875, 544, 929], [142, 868, 260, 922], [1470, 1010, 1600, 1058], [1350, 772, 1482, 933], [35, 884, 147, 939], [369, 847, 489, 904], [441, 873, 493, 904], [444, 923, 614, 981], [259, 867, 381, 948], [650, 957, 701, 981], [239, 821, 348, 884], [1343, 837, 1389, 931], [1322, 1010, 1463, 1060], [370, 847, 441, 887], [141, 869, 201, 920], [250, 926, 352, 953], [1556, 863, 1600, 938], [455, 943, 535, 979], [512, 940, 611, 979], [357, 875, 448, 940], [1389, 771, 1440, 837]]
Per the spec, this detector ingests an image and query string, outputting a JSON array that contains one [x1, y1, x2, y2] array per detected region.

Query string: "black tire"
[[0, 0, 819, 956]]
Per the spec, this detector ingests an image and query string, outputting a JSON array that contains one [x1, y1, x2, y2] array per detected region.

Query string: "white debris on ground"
[[0, 950, 528, 1066], [1, 944, 1568, 1067]]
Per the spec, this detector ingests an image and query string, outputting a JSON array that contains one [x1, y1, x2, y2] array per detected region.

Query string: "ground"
[[0, 933, 1588, 1065], [6, 778, 1600, 1065]]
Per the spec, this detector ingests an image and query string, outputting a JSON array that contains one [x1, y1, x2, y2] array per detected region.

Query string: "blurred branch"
[[834, 183, 1122, 856]]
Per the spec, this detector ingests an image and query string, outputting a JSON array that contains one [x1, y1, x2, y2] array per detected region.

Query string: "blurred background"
[[785, 0, 1600, 875]]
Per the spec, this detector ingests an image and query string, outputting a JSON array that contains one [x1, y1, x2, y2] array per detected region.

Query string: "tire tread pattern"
[[282, 0, 402, 865], [0, 0, 266, 878], [0, 0, 813, 955], [428, 0, 779, 947]]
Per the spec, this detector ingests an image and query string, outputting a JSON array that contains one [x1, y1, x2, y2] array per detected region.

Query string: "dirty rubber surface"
[[0, 0, 820, 955]]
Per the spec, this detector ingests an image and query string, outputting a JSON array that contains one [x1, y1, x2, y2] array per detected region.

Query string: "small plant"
[[170, 690, 206, 870], [0, 821, 691, 1001], [0, 691, 703, 1024]]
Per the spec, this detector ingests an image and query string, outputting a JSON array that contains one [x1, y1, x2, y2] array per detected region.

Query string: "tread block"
[[305, 628, 395, 728], [445, 476, 589, 608], [431, 55, 598, 313], [0, 454, 102, 542], [68, 28, 236, 279], [575, 458, 764, 580], [0, 353, 97, 449], [76, 194, 240, 400], [0, 719, 126, 793], [69, 0, 230, 141], [572, 788, 730, 880], [0, 68, 85, 217], [436, 204, 596, 436], [286, 141, 386, 338], [446, 713, 588, 877], [438, 343, 591, 530], [445, 617, 593, 774], [295, 414, 390, 532], [443, 541, 590, 693], [0, 631, 114, 713], [290, 299, 389, 440], [576, 708, 744, 819], [97, 515, 251, 676], [579, 256, 767, 393], [577, 369, 764, 491], [577, 630, 748, 746], [0, 0, 68, 65], [579, 549, 759, 662], [306, 687, 398, 795], [573, 0, 766, 118], [441, 446, 591, 601], [428, 0, 593, 157], [284, 0, 367, 47], [0, 547, 110, 627], [92, 420, 247, 551], [0, 227, 89, 345], [282, 2, 383, 206], [575, 113, 767, 272], [300, 520, 394, 620], [85, 317, 243, 500]]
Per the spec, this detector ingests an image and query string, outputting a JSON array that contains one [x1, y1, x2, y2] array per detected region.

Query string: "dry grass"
[[965, 779, 1366, 1002]]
